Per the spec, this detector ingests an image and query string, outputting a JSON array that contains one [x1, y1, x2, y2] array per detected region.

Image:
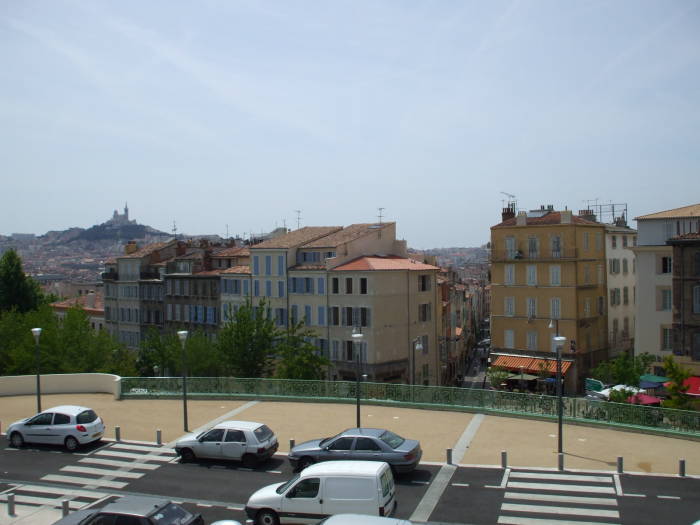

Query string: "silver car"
[[288, 428, 422, 473], [175, 420, 278, 468], [7, 405, 105, 451]]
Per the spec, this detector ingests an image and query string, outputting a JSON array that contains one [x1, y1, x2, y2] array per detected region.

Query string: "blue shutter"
[[265, 256, 271, 276], [266, 280, 272, 297], [253, 256, 260, 275], [305, 305, 312, 325], [291, 305, 298, 325], [278, 281, 284, 297], [278, 255, 284, 276], [318, 306, 325, 326], [243, 280, 249, 296], [318, 278, 325, 295], [254, 280, 260, 297], [307, 278, 314, 294]]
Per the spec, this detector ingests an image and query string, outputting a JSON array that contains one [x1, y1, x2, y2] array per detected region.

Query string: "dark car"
[[52, 495, 203, 525], [288, 427, 422, 473]]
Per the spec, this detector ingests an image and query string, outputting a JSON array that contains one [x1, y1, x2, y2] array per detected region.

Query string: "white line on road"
[[657, 495, 681, 500], [613, 473, 622, 496], [110, 443, 175, 454], [501, 503, 619, 518], [504, 492, 618, 506], [41, 475, 127, 489], [411, 481, 429, 485], [452, 483, 470, 487], [510, 472, 612, 483], [60, 465, 144, 479], [498, 517, 621, 525], [95, 450, 172, 461], [623, 493, 646, 498], [506, 482, 615, 494], [79, 457, 160, 470]]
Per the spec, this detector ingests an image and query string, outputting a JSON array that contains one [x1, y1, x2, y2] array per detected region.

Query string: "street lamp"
[[411, 337, 423, 386], [352, 326, 364, 428], [31, 328, 42, 413], [548, 319, 566, 458], [177, 330, 189, 432]]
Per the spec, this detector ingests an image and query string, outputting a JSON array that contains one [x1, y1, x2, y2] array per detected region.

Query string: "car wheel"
[[180, 448, 196, 463], [10, 432, 24, 448], [64, 436, 79, 452], [241, 453, 257, 469], [297, 456, 315, 471], [256, 509, 279, 525]]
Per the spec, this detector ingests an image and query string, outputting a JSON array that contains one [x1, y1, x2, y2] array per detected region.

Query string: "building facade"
[[604, 220, 637, 356]]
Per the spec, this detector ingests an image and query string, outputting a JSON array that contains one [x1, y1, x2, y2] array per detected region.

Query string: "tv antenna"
[[172, 221, 177, 236], [500, 191, 517, 210], [294, 210, 302, 229], [378, 207, 385, 224]]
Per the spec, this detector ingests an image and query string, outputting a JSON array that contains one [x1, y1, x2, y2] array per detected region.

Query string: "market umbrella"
[[664, 376, 700, 396], [627, 393, 662, 405]]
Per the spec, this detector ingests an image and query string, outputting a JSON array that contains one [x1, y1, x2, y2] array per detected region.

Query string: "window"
[[225, 430, 245, 443], [329, 437, 354, 451], [318, 306, 326, 326], [201, 429, 225, 442], [360, 307, 370, 327], [694, 286, 700, 314], [623, 287, 629, 305], [345, 278, 353, 294], [330, 306, 339, 326], [661, 289, 672, 311], [331, 340, 339, 360], [504, 265, 515, 285], [505, 237, 516, 259], [360, 277, 368, 294], [661, 256, 673, 274], [332, 278, 339, 294], [549, 265, 561, 286], [419, 275, 431, 291], [291, 305, 298, 325], [253, 256, 259, 276], [345, 340, 354, 360], [597, 265, 604, 284], [504, 330, 514, 349], [355, 437, 381, 451], [622, 235, 628, 248], [53, 413, 70, 425], [278, 255, 285, 276], [526, 331, 537, 351], [304, 305, 312, 324], [254, 280, 259, 297], [623, 259, 628, 274], [504, 297, 515, 317], [583, 232, 590, 251], [584, 298, 591, 317], [317, 277, 325, 295], [527, 297, 537, 318], [265, 255, 271, 276], [661, 327, 673, 351], [243, 279, 249, 296], [597, 296, 605, 315], [278, 281, 285, 297], [419, 303, 431, 322], [289, 478, 320, 499], [595, 232, 602, 251], [551, 236, 561, 258], [265, 280, 272, 297], [550, 297, 561, 319], [528, 236, 539, 258], [611, 235, 617, 249], [343, 306, 353, 326], [583, 265, 590, 284], [527, 265, 537, 286]]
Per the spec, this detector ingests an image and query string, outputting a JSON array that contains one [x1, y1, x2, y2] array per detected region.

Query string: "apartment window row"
[[504, 264, 561, 286], [140, 284, 164, 301], [118, 331, 139, 347], [166, 304, 218, 325], [331, 277, 368, 295], [112, 307, 139, 323], [120, 285, 138, 298], [328, 306, 372, 327], [166, 279, 218, 298], [289, 277, 321, 295], [503, 296, 560, 318], [331, 340, 367, 362]]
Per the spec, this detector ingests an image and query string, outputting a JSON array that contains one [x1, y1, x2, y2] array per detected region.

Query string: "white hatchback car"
[[175, 420, 278, 468], [7, 405, 105, 451]]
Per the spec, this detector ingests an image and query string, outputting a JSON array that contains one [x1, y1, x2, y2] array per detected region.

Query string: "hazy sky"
[[2, 1, 698, 248]]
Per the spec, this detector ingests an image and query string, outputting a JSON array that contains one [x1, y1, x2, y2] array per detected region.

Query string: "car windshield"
[[379, 430, 405, 449], [319, 431, 342, 447], [76, 410, 98, 424], [254, 424, 273, 442], [276, 474, 300, 494], [150, 502, 194, 525]]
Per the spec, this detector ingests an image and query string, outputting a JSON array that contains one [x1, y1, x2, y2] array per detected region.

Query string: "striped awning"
[[492, 355, 572, 375]]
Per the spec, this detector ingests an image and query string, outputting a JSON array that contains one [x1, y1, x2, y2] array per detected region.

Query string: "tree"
[[662, 355, 693, 410], [137, 327, 179, 376], [0, 249, 42, 313], [487, 366, 510, 389], [217, 299, 280, 377], [274, 319, 329, 380], [590, 352, 654, 386]]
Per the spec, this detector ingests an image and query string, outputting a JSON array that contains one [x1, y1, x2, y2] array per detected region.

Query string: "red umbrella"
[[627, 393, 662, 405], [663, 376, 700, 397]]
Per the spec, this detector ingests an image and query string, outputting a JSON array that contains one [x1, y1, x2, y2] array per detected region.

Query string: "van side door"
[[280, 476, 322, 524]]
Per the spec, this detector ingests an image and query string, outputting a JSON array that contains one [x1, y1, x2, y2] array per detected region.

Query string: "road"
[[0, 437, 698, 524]]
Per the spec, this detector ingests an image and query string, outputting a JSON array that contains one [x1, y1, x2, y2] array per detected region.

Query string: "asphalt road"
[[0, 437, 698, 524]]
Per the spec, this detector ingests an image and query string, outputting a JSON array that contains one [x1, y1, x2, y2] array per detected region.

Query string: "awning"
[[640, 374, 669, 383], [492, 355, 572, 375], [506, 373, 539, 381], [627, 393, 663, 405], [664, 376, 700, 397]]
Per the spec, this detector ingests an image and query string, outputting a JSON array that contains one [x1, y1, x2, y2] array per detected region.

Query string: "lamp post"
[[352, 326, 364, 428], [548, 319, 565, 456], [31, 328, 42, 413], [411, 337, 423, 386], [177, 330, 189, 432]]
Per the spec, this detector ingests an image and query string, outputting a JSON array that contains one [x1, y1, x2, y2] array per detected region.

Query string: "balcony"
[[101, 271, 118, 281], [140, 271, 161, 280], [491, 247, 578, 262]]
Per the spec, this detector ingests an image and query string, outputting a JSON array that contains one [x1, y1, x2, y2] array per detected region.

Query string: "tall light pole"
[[352, 326, 364, 428], [177, 330, 189, 432], [411, 337, 423, 386], [548, 319, 565, 457], [31, 328, 42, 413]]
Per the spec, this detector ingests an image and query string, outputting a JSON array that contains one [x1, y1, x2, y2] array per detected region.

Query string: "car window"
[[327, 437, 354, 451], [150, 503, 194, 525], [224, 430, 245, 443], [355, 437, 381, 451], [276, 473, 300, 494], [289, 478, 320, 499], [113, 516, 143, 525], [253, 424, 273, 442], [77, 410, 98, 424], [380, 468, 394, 498], [53, 413, 71, 425], [379, 430, 405, 449], [201, 429, 225, 442], [29, 413, 53, 425], [84, 513, 118, 525]]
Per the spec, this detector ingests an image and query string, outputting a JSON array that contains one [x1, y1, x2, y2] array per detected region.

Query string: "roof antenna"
[[378, 207, 385, 224], [172, 221, 177, 236], [295, 210, 302, 230]]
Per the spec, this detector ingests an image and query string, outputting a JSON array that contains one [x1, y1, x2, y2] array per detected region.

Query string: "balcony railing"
[[491, 248, 578, 262], [101, 271, 118, 280], [140, 271, 161, 280]]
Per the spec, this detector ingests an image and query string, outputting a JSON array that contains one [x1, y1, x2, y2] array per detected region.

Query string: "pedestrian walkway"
[[497, 469, 620, 525]]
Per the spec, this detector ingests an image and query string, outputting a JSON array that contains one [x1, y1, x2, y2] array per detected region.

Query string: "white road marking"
[[41, 474, 127, 489], [506, 482, 615, 494], [95, 450, 172, 461], [110, 443, 174, 454], [501, 503, 619, 518], [613, 474, 622, 495], [60, 465, 144, 479], [510, 472, 612, 483], [498, 517, 620, 525], [79, 457, 160, 470], [504, 492, 618, 506], [452, 483, 470, 487], [657, 495, 681, 500], [623, 493, 646, 498]]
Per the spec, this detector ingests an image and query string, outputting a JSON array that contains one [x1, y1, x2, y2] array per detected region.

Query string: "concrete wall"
[[0, 374, 121, 398]]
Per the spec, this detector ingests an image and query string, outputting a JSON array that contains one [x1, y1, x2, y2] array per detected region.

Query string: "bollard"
[[446, 448, 453, 465], [679, 459, 686, 477], [617, 456, 623, 474], [156, 429, 162, 446], [7, 493, 15, 517], [289, 439, 295, 450], [115, 426, 121, 442], [501, 450, 507, 468], [62, 500, 70, 517], [558, 453, 564, 471]]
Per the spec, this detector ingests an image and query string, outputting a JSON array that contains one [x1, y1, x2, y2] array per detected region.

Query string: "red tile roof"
[[50, 294, 104, 314], [302, 223, 394, 248], [252, 227, 343, 249], [121, 241, 171, 259], [213, 246, 250, 257], [220, 265, 251, 275], [332, 255, 440, 272], [493, 211, 597, 228], [492, 354, 572, 375], [636, 203, 700, 220]]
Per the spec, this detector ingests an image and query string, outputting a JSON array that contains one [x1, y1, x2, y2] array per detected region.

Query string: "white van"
[[244, 460, 397, 525]]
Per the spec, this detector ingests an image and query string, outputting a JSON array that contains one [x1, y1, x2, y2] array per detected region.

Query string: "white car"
[[175, 420, 278, 468], [7, 405, 105, 451], [318, 515, 412, 524]]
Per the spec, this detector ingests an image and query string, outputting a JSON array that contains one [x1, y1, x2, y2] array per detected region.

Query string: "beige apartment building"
[[604, 220, 637, 356], [490, 205, 608, 392]]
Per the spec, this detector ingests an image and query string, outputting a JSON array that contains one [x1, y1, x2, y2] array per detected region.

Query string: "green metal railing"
[[119, 377, 700, 438]]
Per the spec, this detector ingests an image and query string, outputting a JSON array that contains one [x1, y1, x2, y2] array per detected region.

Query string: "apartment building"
[[667, 233, 700, 376], [51, 291, 105, 331], [603, 219, 637, 356], [633, 203, 700, 374], [490, 205, 608, 391]]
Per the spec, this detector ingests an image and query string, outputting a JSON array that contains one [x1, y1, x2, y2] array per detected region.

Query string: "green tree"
[[0, 249, 42, 313], [274, 319, 328, 380], [137, 327, 179, 376], [186, 329, 224, 376], [662, 355, 693, 410], [487, 366, 510, 389], [218, 299, 280, 377], [590, 352, 654, 386]]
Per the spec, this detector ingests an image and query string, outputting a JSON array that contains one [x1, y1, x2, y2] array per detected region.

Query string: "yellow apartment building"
[[490, 205, 608, 392]]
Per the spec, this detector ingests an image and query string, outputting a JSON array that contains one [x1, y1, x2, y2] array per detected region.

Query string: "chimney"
[[86, 291, 96, 309], [124, 240, 139, 254], [561, 210, 573, 224], [501, 204, 516, 222], [516, 211, 527, 226], [578, 209, 597, 223]]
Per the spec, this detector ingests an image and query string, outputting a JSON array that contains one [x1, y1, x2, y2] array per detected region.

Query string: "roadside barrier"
[[679, 458, 686, 477], [617, 456, 624, 473], [501, 450, 507, 468]]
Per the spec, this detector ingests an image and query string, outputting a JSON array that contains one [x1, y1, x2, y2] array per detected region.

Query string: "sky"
[[1, 1, 699, 249]]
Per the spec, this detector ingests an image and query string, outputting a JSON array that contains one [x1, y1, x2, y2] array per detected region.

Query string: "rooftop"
[[50, 293, 104, 313], [212, 246, 250, 257], [220, 265, 251, 275], [251, 226, 343, 249], [635, 203, 700, 220], [302, 223, 393, 248], [493, 211, 598, 228], [333, 255, 440, 272], [120, 241, 172, 259]]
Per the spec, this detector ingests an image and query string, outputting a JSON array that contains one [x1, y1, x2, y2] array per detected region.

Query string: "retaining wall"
[[0, 373, 121, 398]]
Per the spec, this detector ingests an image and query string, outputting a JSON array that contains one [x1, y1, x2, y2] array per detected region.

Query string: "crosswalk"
[[0, 441, 175, 511], [498, 469, 620, 525]]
